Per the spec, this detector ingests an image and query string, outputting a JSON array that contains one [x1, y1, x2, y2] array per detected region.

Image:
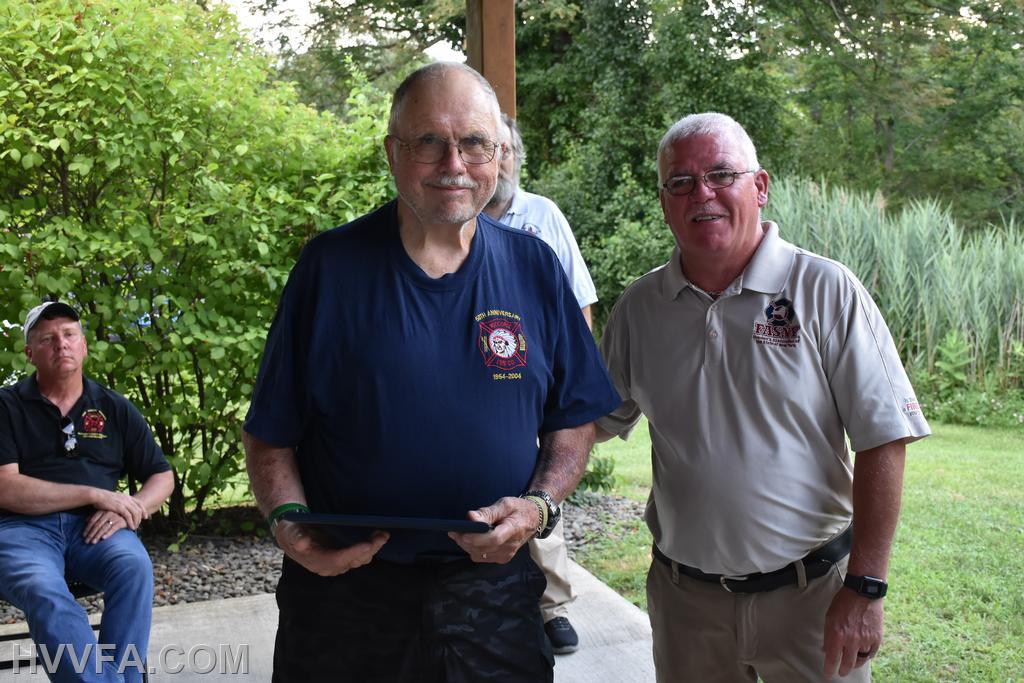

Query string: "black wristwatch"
[[521, 489, 561, 539], [844, 574, 888, 599]]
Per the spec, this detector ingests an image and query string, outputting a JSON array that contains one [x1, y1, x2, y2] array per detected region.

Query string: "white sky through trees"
[[220, 0, 464, 60]]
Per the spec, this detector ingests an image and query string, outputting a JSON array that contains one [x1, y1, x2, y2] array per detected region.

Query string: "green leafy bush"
[[572, 454, 617, 501], [0, 0, 392, 519]]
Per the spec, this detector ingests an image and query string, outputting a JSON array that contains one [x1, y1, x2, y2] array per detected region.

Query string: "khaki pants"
[[528, 518, 577, 621], [647, 555, 871, 683]]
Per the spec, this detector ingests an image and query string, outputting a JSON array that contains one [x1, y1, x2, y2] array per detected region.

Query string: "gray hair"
[[388, 62, 501, 136], [502, 113, 526, 175], [657, 112, 760, 183]]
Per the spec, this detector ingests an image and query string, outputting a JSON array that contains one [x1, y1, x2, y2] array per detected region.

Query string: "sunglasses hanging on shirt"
[[61, 418, 77, 457]]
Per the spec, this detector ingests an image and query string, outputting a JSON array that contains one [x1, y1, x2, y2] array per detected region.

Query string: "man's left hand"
[[822, 586, 885, 678], [448, 496, 539, 563], [83, 510, 128, 545]]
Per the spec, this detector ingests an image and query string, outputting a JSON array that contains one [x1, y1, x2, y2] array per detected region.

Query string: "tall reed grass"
[[765, 178, 1024, 386]]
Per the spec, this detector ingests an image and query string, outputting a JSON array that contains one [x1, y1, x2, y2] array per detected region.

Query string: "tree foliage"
[[762, 0, 1024, 223], [514, 0, 795, 326], [0, 0, 392, 520], [274, 0, 1024, 226], [255, 0, 463, 115]]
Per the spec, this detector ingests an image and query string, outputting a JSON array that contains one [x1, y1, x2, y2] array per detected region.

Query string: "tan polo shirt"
[[598, 222, 930, 575]]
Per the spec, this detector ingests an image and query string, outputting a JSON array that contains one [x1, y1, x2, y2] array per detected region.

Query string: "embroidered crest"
[[79, 409, 109, 439], [478, 315, 528, 370], [519, 223, 541, 236], [752, 297, 801, 347], [82, 409, 106, 433]]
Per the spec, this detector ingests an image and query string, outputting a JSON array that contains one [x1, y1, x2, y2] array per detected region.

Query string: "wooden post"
[[465, 0, 516, 117]]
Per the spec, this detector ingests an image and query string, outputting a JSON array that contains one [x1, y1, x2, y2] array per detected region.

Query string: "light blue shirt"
[[500, 190, 598, 308]]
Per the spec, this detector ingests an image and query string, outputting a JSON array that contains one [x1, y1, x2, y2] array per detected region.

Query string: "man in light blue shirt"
[[486, 115, 597, 327], [485, 115, 598, 653]]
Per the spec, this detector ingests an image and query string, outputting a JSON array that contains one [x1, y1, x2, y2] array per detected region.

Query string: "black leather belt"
[[652, 526, 852, 593]]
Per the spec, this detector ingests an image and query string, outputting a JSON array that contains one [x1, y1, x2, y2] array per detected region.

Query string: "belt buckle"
[[720, 573, 753, 593]]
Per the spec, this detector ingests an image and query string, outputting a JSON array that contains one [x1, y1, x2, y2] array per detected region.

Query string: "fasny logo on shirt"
[[752, 297, 801, 348], [903, 396, 921, 416]]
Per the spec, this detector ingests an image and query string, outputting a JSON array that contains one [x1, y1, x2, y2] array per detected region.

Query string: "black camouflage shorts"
[[273, 548, 553, 682]]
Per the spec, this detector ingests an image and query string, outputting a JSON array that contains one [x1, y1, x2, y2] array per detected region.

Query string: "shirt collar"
[[741, 222, 794, 294], [661, 246, 690, 301], [501, 190, 527, 221], [15, 374, 43, 401], [659, 221, 794, 300], [16, 374, 98, 404]]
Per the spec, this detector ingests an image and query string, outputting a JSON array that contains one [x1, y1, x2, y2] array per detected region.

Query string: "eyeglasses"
[[391, 134, 500, 165], [661, 169, 758, 196], [61, 417, 77, 457]]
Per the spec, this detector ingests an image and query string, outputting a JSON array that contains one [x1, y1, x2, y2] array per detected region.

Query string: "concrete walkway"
[[0, 560, 653, 682]]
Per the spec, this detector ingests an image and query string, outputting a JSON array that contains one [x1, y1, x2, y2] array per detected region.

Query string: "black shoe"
[[544, 616, 579, 654]]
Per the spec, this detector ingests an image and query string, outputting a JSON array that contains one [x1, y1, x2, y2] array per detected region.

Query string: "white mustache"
[[432, 175, 476, 189]]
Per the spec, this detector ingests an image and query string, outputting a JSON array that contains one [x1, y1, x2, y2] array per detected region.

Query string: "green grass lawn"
[[579, 419, 1024, 682]]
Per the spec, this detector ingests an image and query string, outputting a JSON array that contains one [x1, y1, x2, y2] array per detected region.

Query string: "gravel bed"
[[0, 494, 645, 625]]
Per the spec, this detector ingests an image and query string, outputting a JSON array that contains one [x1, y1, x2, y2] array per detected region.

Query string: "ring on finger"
[[106, 520, 113, 526], [481, 553, 488, 560]]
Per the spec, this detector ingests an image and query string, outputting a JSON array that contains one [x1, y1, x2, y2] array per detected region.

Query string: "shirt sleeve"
[[243, 247, 318, 447], [545, 203, 598, 308], [595, 295, 642, 439], [539, 254, 620, 433], [119, 398, 171, 483], [822, 272, 931, 452]]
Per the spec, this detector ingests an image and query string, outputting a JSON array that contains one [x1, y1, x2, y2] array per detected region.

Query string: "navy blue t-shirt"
[[244, 201, 619, 561]]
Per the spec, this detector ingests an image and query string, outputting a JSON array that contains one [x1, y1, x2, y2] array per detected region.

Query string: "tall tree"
[[761, 0, 1024, 223]]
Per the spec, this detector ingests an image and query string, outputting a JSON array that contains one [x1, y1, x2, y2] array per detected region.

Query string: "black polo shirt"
[[0, 375, 170, 498]]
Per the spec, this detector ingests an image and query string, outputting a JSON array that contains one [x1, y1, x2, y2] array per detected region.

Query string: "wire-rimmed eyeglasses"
[[661, 169, 759, 196], [390, 134, 500, 165]]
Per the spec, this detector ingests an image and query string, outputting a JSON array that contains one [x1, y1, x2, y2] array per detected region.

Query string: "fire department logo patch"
[[79, 409, 108, 439], [478, 315, 528, 370], [753, 297, 801, 347]]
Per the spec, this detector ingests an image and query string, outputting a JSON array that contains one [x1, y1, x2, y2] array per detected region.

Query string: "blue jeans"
[[0, 511, 153, 683]]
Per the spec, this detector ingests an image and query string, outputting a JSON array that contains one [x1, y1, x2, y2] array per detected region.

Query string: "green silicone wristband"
[[267, 502, 310, 527]]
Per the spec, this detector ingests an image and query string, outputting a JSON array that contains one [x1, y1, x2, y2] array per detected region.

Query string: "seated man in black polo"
[[0, 301, 174, 682]]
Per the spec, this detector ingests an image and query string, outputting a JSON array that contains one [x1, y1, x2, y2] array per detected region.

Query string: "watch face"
[[547, 504, 561, 523], [846, 574, 887, 599]]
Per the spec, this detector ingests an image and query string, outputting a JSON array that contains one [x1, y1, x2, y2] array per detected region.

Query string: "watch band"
[[521, 489, 560, 539], [844, 573, 888, 599]]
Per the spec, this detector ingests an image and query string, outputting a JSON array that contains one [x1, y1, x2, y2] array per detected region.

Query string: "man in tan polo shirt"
[[596, 112, 930, 682]]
